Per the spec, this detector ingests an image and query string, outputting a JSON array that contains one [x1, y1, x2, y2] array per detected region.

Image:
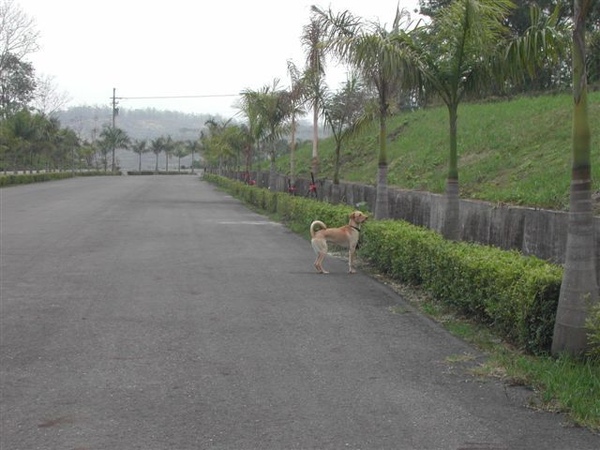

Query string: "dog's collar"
[[351, 225, 361, 232]]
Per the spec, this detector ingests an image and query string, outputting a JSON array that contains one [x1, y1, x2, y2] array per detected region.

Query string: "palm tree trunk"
[[311, 103, 319, 177], [290, 114, 297, 186], [332, 142, 342, 204], [442, 103, 460, 240], [374, 115, 389, 219], [552, 0, 598, 356], [269, 144, 277, 191]]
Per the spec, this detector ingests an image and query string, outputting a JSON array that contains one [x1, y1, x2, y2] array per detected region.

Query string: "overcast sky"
[[19, 0, 420, 118]]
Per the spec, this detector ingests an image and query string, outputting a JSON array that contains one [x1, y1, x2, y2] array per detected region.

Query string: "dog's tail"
[[310, 220, 327, 238]]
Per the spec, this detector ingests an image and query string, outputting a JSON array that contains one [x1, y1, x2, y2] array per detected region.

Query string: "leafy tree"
[[311, 5, 421, 219], [1, 108, 38, 170], [0, 52, 36, 117], [0, 0, 39, 118], [552, 0, 598, 356], [418, 0, 453, 17]]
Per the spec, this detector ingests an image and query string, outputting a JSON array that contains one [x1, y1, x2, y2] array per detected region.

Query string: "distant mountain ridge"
[[56, 106, 328, 143]]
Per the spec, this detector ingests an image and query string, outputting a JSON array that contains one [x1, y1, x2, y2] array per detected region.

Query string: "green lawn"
[[275, 91, 600, 211]]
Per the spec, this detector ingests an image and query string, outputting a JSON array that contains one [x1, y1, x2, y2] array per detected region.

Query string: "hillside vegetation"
[[274, 92, 600, 211]]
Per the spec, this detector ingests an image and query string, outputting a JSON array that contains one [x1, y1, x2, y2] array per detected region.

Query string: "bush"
[[0, 171, 117, 187], [586, 302, 600, 360], [360, 219, 563, 354]]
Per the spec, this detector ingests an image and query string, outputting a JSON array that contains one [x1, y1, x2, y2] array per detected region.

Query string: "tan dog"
[[310, 211, 368, 274]]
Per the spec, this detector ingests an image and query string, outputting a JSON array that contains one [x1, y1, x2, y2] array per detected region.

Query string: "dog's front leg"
[[348, 249, 356, 273]]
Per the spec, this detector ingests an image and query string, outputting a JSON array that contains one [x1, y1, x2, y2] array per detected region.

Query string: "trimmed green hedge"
[[0, 171, 116, 187], [204, 174, 563, 355], [359, 220, 562, 354]]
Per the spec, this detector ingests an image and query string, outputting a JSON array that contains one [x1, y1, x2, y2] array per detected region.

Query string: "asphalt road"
[[1, 175, 598, 450]]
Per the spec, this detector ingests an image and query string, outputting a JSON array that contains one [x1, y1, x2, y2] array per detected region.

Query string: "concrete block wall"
[[219, 170, 599, 279]]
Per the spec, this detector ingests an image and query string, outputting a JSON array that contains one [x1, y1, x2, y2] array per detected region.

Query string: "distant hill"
[[57, 106, 221, 142], [55, 106, 331, 172], [56, 106, 329, 143]]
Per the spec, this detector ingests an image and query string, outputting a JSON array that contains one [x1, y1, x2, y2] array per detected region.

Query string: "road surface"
[[1, 175, 598, 449]]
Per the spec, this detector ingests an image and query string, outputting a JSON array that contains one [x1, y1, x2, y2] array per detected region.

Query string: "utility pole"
[[111, 88, 118, 172]]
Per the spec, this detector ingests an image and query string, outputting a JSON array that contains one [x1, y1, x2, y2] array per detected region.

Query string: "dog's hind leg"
[[311, 239, 329, 273], [315, 251, 328, 274]]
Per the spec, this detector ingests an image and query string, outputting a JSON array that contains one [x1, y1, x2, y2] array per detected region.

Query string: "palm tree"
[[237, 89, 266, 182], [256, 80, 290, 191], [413, 0, 566, 239], [131, 139, 147, 172], [98, 125, 130, 173], [321, 73, 371, 203], [202, 118, 236, 174], [163, 135, 174, 172], [286, 60, 308, 187], [185, 139, 200, 174], [413, 0, 513, 238], [312, 5, 420, 219], [301, 18, 327, 178], [150, 136, 165, 173], [172, 141, 189, 173], [552, 0, 598, 356]]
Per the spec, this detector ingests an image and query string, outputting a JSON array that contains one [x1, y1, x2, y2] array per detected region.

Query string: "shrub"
[[586, 301, 600, 360], [360, 217, 563, 354]]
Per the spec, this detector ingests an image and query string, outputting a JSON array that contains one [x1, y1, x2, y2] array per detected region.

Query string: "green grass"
[[275, 91, 600, 210]]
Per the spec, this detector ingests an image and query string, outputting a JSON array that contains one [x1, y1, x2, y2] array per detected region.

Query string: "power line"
[[113, 93, 239, 100]]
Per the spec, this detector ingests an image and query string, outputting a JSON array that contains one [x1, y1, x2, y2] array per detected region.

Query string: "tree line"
[[1, 0, 598, 355]]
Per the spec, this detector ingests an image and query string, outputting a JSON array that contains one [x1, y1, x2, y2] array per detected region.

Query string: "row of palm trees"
[[102, 129, 201, 173], [0, 109, 200, 173], [201, 0, 596, 356], [207, 1, 567, 225]]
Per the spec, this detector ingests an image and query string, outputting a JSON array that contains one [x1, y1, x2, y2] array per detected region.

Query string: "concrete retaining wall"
[[219, 170, 599, 279]]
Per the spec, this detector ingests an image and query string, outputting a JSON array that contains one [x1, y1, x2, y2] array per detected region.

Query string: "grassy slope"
[[275, 91, 600, 211]]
